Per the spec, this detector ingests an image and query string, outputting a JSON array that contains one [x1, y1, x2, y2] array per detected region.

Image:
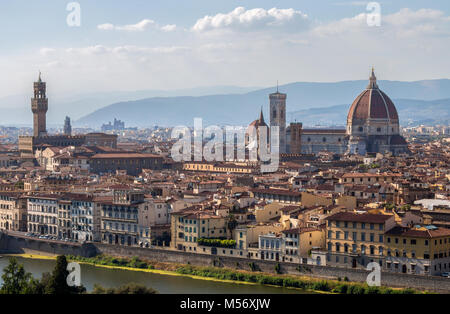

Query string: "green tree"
[[0, 258, 36, 294]]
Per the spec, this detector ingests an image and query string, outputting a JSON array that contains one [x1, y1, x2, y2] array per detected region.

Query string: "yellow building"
[[326, 211, 396, 268], [281, 227, 326, 263], [254, 202, 286, 223], [385, 225, 450, 275], [300, 192, 333, 208], [170, 208, 230, 253], [183, 162, 254, 174], [0, 192, 27, 232]]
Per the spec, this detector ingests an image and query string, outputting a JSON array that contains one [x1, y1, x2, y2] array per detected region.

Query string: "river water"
[[0, 256, 308, 294]]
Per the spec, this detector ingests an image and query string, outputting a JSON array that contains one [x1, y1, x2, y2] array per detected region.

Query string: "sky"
[[0, 0, 449, 98]]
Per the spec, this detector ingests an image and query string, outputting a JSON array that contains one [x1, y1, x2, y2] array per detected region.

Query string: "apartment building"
[[339, 173, 402, 185], [385, 225, 450, 275], [57, 199, 72, 239], [0, 192, 27, 231], [281, 227, 326, 263], [138, 198, 171, 246], [170, 208, 229, 252], [100, 187, 142, 246], [70, 194, 96, 242], [326, 211, 396, 268], [27, 195, 59, 235]]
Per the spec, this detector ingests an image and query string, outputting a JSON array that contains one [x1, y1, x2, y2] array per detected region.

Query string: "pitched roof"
[[326, 211, 393, 223]]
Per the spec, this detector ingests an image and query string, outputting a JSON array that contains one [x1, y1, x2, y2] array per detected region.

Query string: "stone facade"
[[31, 73, 48, 137], [269, 90, 287, 154]]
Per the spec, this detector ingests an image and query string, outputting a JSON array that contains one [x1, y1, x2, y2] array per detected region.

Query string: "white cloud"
[[66, 45, 109, 55], [313, 8, 450, 38], [192, 6, 310, 32], [161, 24, 177, 32], [39, 48, 56, 56], [312, 13, 367, 37], [117, 19, 155, 31], [62, 45, 190, 57], [97, 23, 115, 31], [97, 19, 177, 32]]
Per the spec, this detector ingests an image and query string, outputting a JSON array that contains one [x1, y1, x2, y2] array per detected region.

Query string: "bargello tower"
[[269, 86, 287, 154], [31, 72, 48, 137]]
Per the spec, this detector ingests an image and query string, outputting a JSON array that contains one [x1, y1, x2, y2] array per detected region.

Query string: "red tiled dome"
[[347, 70, 399, 123]]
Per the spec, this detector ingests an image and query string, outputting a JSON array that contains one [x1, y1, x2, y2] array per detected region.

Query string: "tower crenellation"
[[31, 72, 48, 137]]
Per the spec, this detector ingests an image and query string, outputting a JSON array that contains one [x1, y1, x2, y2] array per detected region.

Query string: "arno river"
[[0, 256, 307, 294]]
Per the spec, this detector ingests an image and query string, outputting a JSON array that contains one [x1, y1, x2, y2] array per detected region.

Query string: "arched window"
[[335, 243, 341, 252], [361, 245, 366, 254]]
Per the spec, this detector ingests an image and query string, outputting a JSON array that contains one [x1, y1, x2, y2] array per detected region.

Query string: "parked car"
[[441, 272, 450, 278]]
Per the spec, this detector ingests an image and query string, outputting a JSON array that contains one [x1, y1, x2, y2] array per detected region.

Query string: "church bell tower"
[[31, 72, 48, 137], [269, 83, 287, 154]]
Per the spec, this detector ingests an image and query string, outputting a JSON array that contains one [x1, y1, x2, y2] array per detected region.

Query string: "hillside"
[[75, 79, 450, 127], [290, 98, 450, 127]]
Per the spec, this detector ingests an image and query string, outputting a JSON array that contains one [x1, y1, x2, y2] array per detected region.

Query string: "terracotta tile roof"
[[91, 153, 162, 159], [347, 88, 399, 123], [302, 129, 346, 134], [282, 227, 320, 234], [251, 188, 301, 197], [326, 211, 393, 223], [386, 225, 450, 238]]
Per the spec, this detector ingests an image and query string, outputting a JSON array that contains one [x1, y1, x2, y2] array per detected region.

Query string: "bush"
[[93, 283, 158, 294], [248, 262, 259, 272], [274, 263, 281, 274], [197, 238, 236, 248]]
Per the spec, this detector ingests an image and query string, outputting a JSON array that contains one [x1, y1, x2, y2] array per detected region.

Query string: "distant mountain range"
[[75, 79, 450, 127], [0, 85, 260, 126], [290, 98, 450, 127]]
